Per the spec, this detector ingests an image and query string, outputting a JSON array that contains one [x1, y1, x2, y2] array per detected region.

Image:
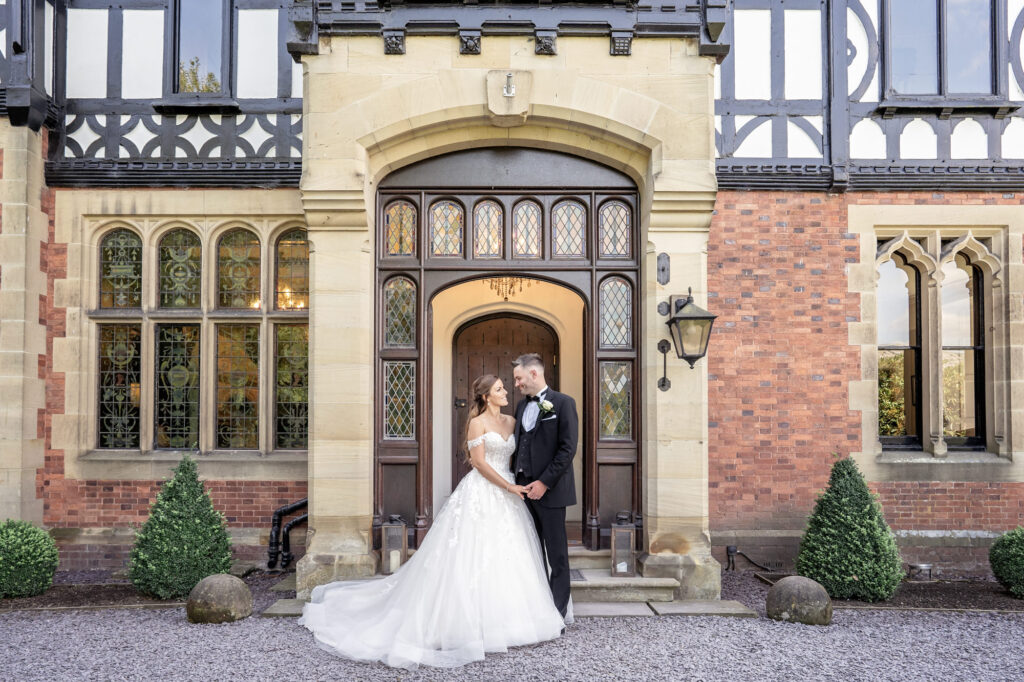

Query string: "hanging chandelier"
[[487, 276, 532, 301]]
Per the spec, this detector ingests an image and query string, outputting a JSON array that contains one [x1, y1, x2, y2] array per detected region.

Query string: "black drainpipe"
[[280, 513, 309, 570], [268, 498, 308, 569]]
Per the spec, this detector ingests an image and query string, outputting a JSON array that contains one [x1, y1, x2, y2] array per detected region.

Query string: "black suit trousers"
[[518, 473, 570, 617]]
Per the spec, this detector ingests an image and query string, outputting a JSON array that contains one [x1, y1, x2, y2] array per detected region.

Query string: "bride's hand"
[[505, 483, 528, 499]]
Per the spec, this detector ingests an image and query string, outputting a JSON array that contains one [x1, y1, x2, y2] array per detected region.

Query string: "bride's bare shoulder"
[[467, 416, 487, 438]]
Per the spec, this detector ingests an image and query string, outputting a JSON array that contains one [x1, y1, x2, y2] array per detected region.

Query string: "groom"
[[511, 353, 578, 618]]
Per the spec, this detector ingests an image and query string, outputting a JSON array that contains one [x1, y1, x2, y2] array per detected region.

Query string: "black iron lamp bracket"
[[657, 339, 672, 392]]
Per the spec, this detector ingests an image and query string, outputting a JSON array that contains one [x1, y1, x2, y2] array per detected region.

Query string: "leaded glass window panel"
[[100, 229, 142, 309], [98, 325, 141, 448], [600, 361, 632, 439], [385, 201, 417, 256], [276, 228, 309, 310], [216, 324, 260, 449], [599, 201, 631, 258], [600, 277, 632, 348], [474, 200, 503, 258], [384, 277, 416, 348], [158, 229, 202, 308], [384, 361, 415, 439], [218, 229, 261, 309], [553, 200, 586, 257], [513, 201, 541, 258], [155, 324, 200, 449], [430, 200, 464, 257], [275, 324, 308, 449]]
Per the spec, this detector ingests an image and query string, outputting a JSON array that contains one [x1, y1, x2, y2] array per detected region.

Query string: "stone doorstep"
[[262, 598, 306, 618], [568, 546, 612, 570], [648, 600, 757, 618], [570, 568, 679, 603], [269, 574, 297, 592]]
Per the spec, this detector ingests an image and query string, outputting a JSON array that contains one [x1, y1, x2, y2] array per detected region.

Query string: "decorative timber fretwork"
[[286, 0, 732, 63]]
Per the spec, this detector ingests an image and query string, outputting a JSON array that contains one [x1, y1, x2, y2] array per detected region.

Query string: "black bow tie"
[[526, 395, 541, 402]]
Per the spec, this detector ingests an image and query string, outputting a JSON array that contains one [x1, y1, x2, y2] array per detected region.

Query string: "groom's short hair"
[[512, 353, 545, 371]]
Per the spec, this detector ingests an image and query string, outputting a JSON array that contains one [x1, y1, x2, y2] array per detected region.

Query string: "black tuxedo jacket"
[[511, 388, 578, 508]]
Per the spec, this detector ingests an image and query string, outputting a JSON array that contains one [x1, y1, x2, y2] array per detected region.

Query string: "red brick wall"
[[708, 190, 1024, 540]]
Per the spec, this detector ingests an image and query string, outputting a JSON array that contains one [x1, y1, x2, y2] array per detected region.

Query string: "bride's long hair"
[[464, 374, 499, 463]]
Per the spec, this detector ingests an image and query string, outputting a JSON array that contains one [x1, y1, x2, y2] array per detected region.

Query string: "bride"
[[300, 374, 570, 669]]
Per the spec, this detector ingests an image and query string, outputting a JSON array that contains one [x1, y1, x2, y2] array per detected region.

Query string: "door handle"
[[454, 398, 467, 409]]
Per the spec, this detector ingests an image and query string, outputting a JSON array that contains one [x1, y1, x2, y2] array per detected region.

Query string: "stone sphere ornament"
[[765, 575, 833, 626], [186, 574, 254, 624]]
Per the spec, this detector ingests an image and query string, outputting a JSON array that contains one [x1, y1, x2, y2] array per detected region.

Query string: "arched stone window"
[[100, 228, 142, 308], [218, 228, 261, 309], [473, 200, 503, 258], [158, 229, 202, 309], [941, 253, 984, 446], [275, 228, 309, 310], [877, 253, 922, 447], [430, 200, 464, 256], [513, 200, 541, 258], [385, 200, 417, 256], [552, 200, 586, 257]]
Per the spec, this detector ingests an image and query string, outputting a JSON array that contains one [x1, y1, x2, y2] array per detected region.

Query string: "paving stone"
[[229, 561, 263, 578], [574, 602, 655, 617], [269, 574, 296, 592], [648, 600, 757, 618], [260, 598, 306, 618]]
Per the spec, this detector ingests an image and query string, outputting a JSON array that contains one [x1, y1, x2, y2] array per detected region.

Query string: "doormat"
[[569, 569, 585, 582]]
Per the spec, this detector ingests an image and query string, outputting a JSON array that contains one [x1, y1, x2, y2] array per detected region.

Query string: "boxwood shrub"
[[989, 526, 1024, 599], [0, 520, 60, 598], [796, 457, 903, 602]]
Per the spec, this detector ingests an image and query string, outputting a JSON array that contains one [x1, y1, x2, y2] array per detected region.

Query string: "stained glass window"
[[430, 200, 464, 256], [276, 228, 309, 310], [599, 201, 631, 258], [385, 201, 417, 256], [98, 325, 141, 448], [474, 200, 503, 258], [553, 200, 586, 257], [218, 229, 261, 309], [384, 277, 416, 347], [600, 277, 632, 348], [155, 324, 200, 449], [100, 229, 142, 309], [513, 201, 541, 258], [600, 362, 632, 439], [158, 229, 202, 308], [384, 361, 415, 439], [275, 324, 308, 449], [216, 325, 260, 449]]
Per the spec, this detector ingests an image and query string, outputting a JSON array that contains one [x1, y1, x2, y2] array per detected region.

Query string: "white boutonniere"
[[539, 399, 555, 415]]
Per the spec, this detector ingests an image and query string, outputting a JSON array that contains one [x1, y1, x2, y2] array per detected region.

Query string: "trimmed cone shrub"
[[129, 456, 232, 599], [0, 520, 60, 598], [989, 526, 1024, 599], [796, 457, 903, 602]]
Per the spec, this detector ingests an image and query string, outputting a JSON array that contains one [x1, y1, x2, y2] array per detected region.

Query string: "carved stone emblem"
[[383, 31, 406, 55], [459, 31, 481, 55], [534, 31, 557, 56]]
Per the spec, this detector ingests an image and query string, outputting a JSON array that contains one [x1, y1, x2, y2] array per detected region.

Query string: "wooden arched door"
[[452, 314, 558, 488]]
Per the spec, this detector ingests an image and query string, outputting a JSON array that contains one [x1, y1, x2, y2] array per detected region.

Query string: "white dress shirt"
[[522, 386, 549, 432]]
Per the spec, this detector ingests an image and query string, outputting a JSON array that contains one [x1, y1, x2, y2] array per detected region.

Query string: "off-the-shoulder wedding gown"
[[299, 431, 571, 669]]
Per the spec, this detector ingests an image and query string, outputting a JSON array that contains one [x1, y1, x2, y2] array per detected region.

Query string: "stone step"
[[649, 600, 757, 618], [568, 546, 612, 570], [570, 568, 679, 603]]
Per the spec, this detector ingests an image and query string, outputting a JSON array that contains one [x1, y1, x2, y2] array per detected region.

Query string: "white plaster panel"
[[237, 10, 279, 99], [850, 118, 887, 159], [121, 10, 164, 99], [1002, 118, 1024, 159], [899, 118, 937, 159], [44, 2, 53, 96], [950, 118, 989, 159], [733, 10, 771, 100], [847, 8, 869, 97], [784, 10, 822, 100], [121, 115, 158, 158], [292, 60, 303, 99], [733, 115, 772, 157], [240, 115, 272, 156], [179, 116, 216, 157], [66, 116, 101, 158], [787, 119, 821, 158], [66, 9, 108, 99]]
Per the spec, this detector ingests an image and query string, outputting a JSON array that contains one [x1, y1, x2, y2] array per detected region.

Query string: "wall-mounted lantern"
[[657, 287, 717, 390]]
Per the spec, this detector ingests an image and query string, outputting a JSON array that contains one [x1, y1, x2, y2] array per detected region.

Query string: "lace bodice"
[[466, 431, 516, 472]]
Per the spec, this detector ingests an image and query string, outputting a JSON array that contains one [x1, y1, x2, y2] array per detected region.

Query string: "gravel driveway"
[[2, 573, 1022, 681]]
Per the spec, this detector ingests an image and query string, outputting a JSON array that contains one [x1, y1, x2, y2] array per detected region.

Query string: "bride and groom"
[[300, 353, 578, 669]]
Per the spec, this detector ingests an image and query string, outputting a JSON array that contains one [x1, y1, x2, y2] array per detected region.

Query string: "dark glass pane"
[[474, 201, 503, 258], [158, 229, 202, 308], [384, 277, 416, 348], [878, 349, 919, 438], [216, 325, 259, 449], [218, 229, 261, 309], [553, 200, 586, 257], [100, 229, 142, 309], [384, 361, 415, 439], [430, 201, 463, 256], [890, 0, 939, 94], [276, 228, 309, 310], [941, 255, 976, 347], [877, 257, 917, 346], [513, 201, 541, 258], [600, 201, 631, 258], [178, 0, 223, 93], [275, 324, 308, 449], [600, 361, 632, 439], [942, 349, 978, 438], [98, 325, 141, 448], [385, 201, 416, 256], [600, 277, 632, 348], [945, 0, 992, 94], [155, 324, 200, 449]]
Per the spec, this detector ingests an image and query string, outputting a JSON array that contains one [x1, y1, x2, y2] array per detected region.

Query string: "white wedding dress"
[[299, 431, 571, 669]]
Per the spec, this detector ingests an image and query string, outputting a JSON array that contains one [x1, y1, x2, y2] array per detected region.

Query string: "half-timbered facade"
[[1, 0, 1022, 596]]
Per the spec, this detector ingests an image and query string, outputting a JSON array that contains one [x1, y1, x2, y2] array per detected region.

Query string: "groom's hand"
[[524, 480, 548, 500]]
